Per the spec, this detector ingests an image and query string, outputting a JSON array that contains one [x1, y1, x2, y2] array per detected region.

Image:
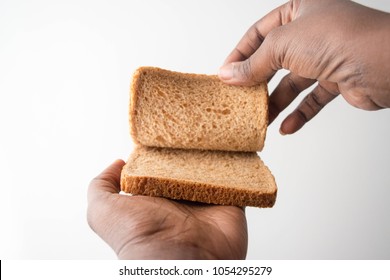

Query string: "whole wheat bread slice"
[[130, 67, 268, 152], [121, 146, 277, 208], [121, 67, 277, 208]]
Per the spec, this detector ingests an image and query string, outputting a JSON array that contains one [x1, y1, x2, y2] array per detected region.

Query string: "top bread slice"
[[130, 67, 268, 152]]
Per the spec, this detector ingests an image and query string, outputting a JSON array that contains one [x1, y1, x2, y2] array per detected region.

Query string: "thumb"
[[88, 159, 126, 204], [219, 27, 288, 86]]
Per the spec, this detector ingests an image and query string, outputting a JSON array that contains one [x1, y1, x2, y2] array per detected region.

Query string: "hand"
[[87, 160, 248, 259], [219, 0, 390, 135]]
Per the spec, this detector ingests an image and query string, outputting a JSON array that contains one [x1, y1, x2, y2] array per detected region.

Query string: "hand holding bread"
[[219, 0, 390, 135], [88, 160, 247, 260]]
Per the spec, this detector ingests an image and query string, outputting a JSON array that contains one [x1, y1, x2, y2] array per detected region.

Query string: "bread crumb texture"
[[121, 146, 277, 208], [130, 67, 268, 152]]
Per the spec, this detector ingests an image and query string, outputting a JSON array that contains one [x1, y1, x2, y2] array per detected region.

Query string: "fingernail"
[[219, 63, 234, 80], [279, 127, 287, 136]]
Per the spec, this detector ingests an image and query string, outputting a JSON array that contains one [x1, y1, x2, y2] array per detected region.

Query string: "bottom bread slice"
[[120, 146, 277, 208]]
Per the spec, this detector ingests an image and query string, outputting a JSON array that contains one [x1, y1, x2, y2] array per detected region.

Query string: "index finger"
[[223, 1, 298, 65]]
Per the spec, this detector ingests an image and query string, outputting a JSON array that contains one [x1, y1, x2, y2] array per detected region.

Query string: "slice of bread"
[[121, 146, 277, 208], [130, 67, 268, 152]]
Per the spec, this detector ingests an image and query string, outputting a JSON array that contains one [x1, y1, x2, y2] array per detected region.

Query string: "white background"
[[0, 0, 389, 259]]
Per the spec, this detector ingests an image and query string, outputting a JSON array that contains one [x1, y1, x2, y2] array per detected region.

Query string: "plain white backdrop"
[[0, 0, 389, 259]]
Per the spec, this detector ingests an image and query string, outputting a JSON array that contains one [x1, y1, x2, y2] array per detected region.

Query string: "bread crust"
[[129, 68, 142, 145], [121, 174, 277, 208]]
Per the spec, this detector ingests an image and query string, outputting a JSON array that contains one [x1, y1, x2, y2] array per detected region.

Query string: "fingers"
[[219, 1, 298, 85], [220, 24, 295, 86], [87, 159, 126, 204], [268, 73, 317, 125], [280, 81, 340, 135], [223, 1, 296, 65]]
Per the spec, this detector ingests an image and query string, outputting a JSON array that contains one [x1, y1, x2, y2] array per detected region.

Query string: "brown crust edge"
[[129, 68, 142, 145], [121, 173, 277, 208], [257, 82, 269, 152]]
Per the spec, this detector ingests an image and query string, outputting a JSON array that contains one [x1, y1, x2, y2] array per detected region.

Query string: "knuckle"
[[285, 75, 301, 96], [264, 27, 283, 45], [309, 92, 324, 110], [302, 94, 320, 117], [296, 107, 309, 123], [263, 27, 287, 69], [246, 25, 264, 52], [235, 60, 254, 82], [242, 59, 253, 80], [299, 92, 324, 121]]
